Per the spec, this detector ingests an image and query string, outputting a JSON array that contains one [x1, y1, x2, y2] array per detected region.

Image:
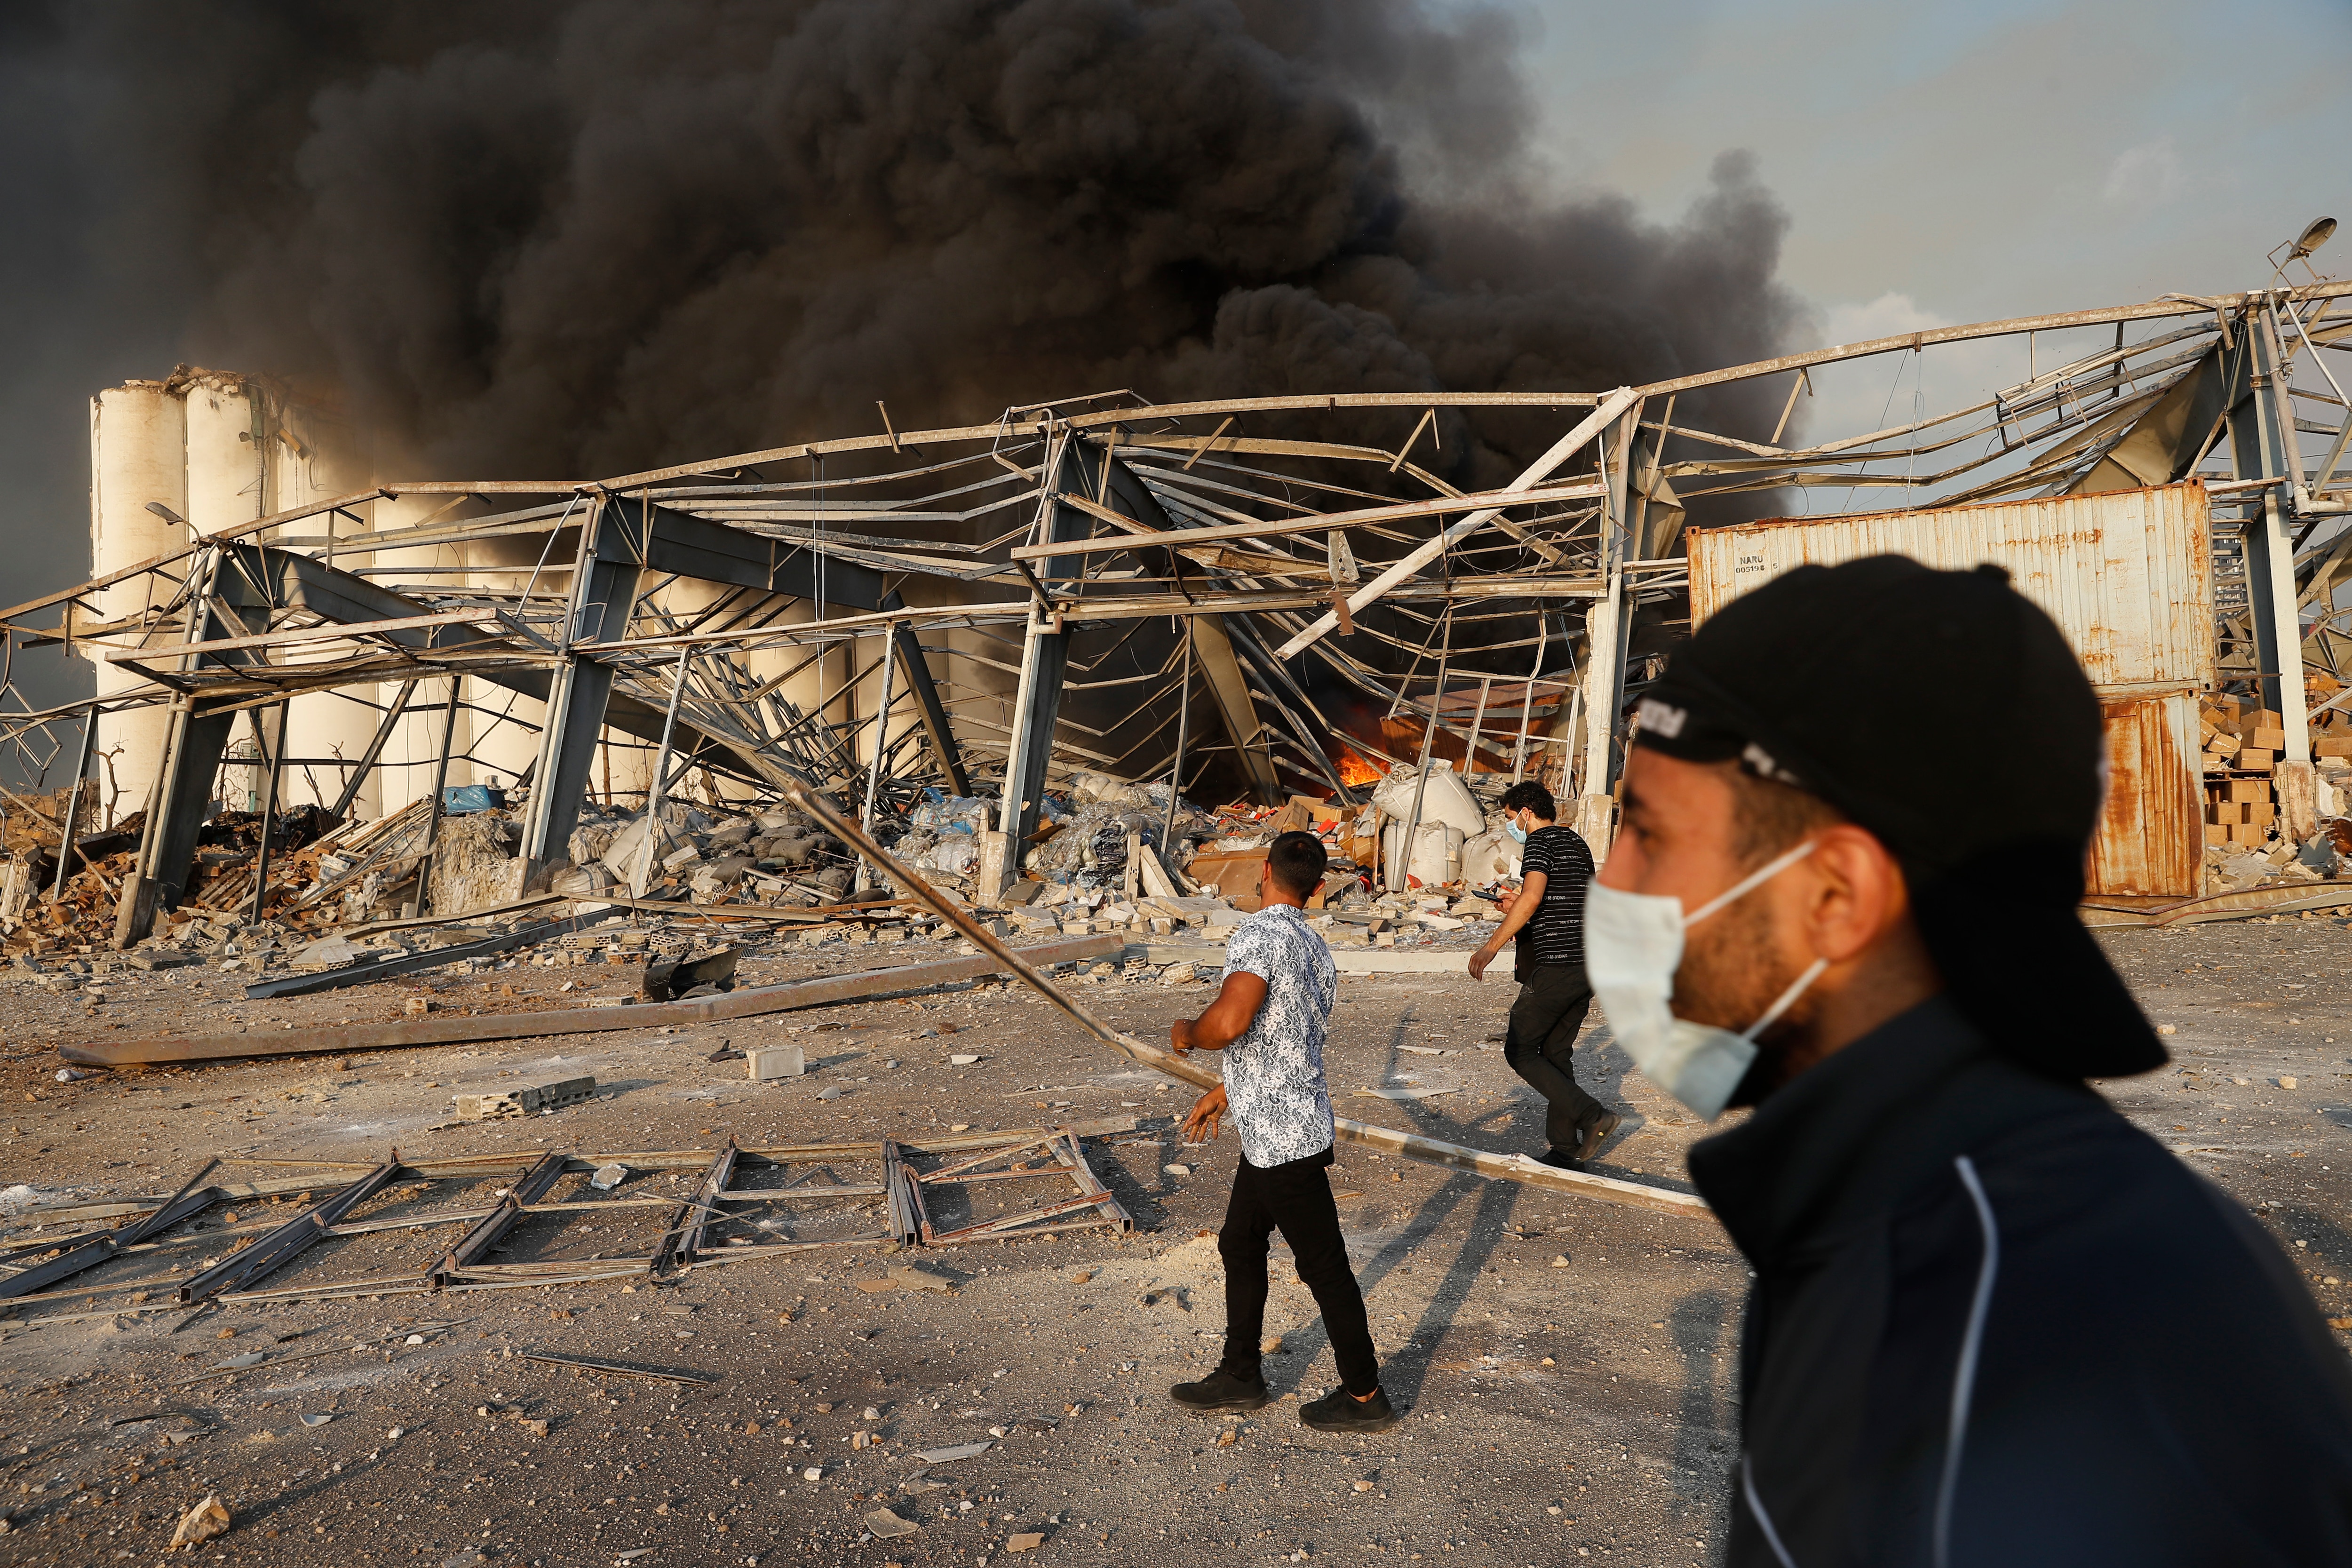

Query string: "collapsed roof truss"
[[2, 273, 2348, 937]]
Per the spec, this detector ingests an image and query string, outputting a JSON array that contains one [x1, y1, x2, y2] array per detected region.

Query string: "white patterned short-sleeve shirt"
[[1219, 904, 1339, 1169]]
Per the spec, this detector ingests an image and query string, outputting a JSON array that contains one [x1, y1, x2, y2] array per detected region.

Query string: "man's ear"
[[1803, 824, 1911, 963]]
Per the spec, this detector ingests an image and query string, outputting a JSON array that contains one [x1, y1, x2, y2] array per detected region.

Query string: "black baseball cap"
[[1634, 554, 2164, 1081]]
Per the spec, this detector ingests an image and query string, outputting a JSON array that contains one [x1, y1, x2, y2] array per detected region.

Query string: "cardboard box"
[[1184, 849, 1334, 913]]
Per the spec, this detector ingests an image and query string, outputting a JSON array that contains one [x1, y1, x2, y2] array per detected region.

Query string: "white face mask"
[[1583, 839, 1829, 1121]]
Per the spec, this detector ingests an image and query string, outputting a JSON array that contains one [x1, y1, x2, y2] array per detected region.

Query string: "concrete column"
[[268, 399, 375, 814], [88, 382, 187, 825]]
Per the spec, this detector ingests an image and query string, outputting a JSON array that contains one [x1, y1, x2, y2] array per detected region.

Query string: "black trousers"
[[1216, 1147, 1381, 1397], [1505, 963, 1607, 1150]]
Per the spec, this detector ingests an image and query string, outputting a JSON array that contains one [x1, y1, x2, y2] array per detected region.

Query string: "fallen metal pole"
[[59, 933, 1122, 1068], [0, 1158, 224, 1300], [779, 778, 1711, 1220], [239, 907, 628, 1000], [178, 1157, 405, 1302], [428, 1148, 568, 1288]]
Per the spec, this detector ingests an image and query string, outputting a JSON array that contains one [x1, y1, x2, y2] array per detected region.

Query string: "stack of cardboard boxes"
[[2202, 696, 2282, 847], [2200, 687, 2352, 847]]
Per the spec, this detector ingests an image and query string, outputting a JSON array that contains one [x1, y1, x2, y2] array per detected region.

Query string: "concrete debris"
[[748, 1045, 806, 1080], [458, 1075, 597, 1120], [170, 1494, 232, 1549]]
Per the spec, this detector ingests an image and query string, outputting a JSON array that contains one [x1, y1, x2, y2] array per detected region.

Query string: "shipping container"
[[1685, 482, 2214, 897]]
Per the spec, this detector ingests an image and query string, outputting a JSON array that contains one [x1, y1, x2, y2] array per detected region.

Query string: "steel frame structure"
[[4, 271, 2350, 935]]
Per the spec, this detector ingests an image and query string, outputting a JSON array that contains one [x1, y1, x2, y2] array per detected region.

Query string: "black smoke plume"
[[14, 0, 1803, 488]]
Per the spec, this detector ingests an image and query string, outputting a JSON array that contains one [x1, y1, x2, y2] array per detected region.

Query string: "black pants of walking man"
[[1504, 964, 1607, 1149], [1216, 1148, 1380, 1395]]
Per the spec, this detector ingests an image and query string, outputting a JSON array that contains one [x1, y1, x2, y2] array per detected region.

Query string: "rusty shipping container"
[[1685, 482, 2214, 898]]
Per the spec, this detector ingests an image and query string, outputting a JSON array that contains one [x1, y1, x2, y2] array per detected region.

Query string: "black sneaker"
[[1574, 1111, 1622, 1165], [1300, 1385, 1399, 1433], [1170, 1369, 1270, 1412]]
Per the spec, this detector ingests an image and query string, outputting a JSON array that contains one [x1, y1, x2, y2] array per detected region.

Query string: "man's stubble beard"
[[1670, 890, 1820, 1100]]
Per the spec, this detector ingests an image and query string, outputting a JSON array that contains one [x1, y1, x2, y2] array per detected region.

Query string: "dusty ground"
[[0, 914, 2346, 1568]]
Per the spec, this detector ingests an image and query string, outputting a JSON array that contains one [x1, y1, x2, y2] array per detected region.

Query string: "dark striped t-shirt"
[[1515, 824, 1596, 975]]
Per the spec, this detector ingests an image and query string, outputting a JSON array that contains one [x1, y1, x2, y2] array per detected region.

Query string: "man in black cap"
[[1588, 555, 2352, 1566]]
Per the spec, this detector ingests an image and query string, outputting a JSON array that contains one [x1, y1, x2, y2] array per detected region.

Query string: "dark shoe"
[[1533, 1146, 1582, 1170], [1300, 1385, 1400, 1433], [1171, 1368, 1269, 1412], [1574, 1111, 1622, 1165]]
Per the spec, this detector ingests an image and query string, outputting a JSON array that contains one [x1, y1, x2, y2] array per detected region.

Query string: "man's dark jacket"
[[1689, 995, 2352, 1567]]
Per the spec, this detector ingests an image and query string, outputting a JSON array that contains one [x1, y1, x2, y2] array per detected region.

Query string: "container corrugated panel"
[[1687, 483, 2212, 899], [2088, 692, 2201, 898], [1687, 482, 2213, 689]]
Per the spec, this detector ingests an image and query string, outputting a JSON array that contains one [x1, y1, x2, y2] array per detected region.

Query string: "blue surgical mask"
[[1504, 818, 1528, 845]]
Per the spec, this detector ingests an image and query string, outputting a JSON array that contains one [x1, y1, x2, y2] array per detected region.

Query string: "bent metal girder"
[[2, 275, 2346, 935]]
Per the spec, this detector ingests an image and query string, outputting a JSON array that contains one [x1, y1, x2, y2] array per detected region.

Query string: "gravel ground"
[[0, 915, 2344, 1567]]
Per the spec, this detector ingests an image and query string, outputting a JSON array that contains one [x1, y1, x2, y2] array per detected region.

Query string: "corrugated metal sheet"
[[1687, 481, 2213, 689], [2088, 692, 2202, 898], [1685, 483, 2213, 899]]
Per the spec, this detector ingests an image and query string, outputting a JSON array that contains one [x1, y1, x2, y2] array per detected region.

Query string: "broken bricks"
[[456, 1074, 596, 1120]]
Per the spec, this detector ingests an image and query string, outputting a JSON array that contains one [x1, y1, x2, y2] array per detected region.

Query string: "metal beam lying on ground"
[[428, 1148, 570, 1288], [239, 907, 629, 999], [177, 1157, 404, 1301], [57, 934, 1123, 1067], [0, 1158, 225, 1300]]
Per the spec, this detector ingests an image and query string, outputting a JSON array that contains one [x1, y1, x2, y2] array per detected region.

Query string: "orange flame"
[[1334, 747, 1386, 788]]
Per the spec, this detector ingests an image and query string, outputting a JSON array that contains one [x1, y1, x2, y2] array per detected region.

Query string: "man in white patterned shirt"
[[1167, 830, 1396, 1433]]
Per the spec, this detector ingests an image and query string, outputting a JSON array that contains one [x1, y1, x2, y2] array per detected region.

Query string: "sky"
[[1522, 0, 2352, 342], [1, 0, 2347, 726]]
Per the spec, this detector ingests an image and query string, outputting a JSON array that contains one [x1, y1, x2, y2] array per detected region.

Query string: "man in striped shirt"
[[1469, 781, 1621, 1168]]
